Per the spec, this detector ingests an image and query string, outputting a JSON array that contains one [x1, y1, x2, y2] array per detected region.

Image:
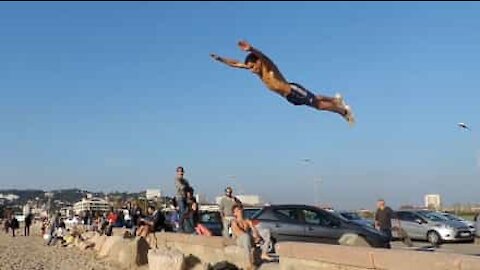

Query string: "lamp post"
[[300, 159, 323, 206]]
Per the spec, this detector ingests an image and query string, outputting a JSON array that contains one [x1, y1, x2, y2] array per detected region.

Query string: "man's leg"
[[176, 196, 186, 232], [258, 227, 273, 258], [223, 217, 232, 238], [314, 97, 347, 115], [381, 228, 392, 248]]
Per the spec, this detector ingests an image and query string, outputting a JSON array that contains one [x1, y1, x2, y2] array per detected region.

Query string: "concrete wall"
[[78, 230, 480, 270], [154, 232, 250, 269], [277, 242, 480, 270]]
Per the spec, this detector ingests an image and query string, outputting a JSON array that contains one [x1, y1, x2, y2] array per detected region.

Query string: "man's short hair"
[[244, 53, 259, 64], [148, 205, 156, 211], [176, 166, 184, 172]]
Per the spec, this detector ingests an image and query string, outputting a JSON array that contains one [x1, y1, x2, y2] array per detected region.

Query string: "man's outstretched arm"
[[210, 54, 250, 69]]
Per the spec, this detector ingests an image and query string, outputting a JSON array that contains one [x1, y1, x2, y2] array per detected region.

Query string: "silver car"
[[392, 210, 474, 245], [438, 212, 476, 234], [252, 204, 390, 249]]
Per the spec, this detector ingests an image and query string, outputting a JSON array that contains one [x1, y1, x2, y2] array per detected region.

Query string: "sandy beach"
[[0, 230, 117, 270]]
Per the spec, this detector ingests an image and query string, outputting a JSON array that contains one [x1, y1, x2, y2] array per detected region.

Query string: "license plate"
[[460, 232, 470, 237]]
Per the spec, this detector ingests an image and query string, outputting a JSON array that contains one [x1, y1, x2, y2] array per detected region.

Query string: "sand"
[[0, 230, 118, 270]]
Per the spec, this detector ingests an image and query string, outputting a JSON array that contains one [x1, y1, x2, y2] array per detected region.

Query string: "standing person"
[[106, 208, 118, 236], [210, 40, 355, 126], [131, 202, 142, 236], [83, 210, 91, 231], [175, 166, 191, 232], [4, 209, 12, 234], [10, 216, 19, 237], [219, 187, 241, 238], [123, 202, 132, 229], [24, 212, 33, 236], [374, 199, 394, 248], [4, 218, 10, 234], [475, 212, 480, 244], [47, 213, 60, 246], [183, 188, 198, 234]]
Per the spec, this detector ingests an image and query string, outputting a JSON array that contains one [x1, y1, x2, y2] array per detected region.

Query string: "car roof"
[[264, 204, 320, 208]]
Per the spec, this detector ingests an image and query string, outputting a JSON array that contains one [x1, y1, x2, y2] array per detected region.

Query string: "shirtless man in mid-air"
[[210, 40, 355, 126]]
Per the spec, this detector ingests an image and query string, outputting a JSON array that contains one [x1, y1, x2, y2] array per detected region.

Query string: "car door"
[[396, 211, 425, 239], [269, 207, 306, 242], [302, 208, 345, 244]]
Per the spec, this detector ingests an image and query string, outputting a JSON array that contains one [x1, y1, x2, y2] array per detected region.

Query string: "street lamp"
[[300, 159, 323, 206]]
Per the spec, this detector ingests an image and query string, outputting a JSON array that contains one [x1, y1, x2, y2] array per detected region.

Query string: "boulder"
[[148, 247, 185, 270], [338, 233, 372, 247]]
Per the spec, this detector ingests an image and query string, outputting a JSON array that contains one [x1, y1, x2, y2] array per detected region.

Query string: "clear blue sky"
[[1, 2, 479, 209]]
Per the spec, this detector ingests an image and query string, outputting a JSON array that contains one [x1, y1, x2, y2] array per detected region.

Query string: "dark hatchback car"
[[251, 204, 390, 248]]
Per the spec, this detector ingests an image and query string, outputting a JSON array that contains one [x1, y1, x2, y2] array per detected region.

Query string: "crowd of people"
[[12, 166, 480, 268]]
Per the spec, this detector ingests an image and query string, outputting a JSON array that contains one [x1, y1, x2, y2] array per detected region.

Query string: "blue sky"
[[1, 2, 479, 209]]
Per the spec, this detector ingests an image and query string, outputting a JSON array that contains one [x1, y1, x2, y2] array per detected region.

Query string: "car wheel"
[[427, 231, 442, 246]]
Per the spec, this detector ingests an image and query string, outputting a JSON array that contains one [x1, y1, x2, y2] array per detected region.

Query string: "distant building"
[[424, 194, 442, 210], [195, 193, 208, 204], [73, 197, 110, 214], [146, 189, 162, 200], [60, 206, 74, 217], [0, 193, 19, 201]]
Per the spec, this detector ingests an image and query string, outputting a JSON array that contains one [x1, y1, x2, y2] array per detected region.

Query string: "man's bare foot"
[[210, 54, 221, 61], [261, 253, 274, 262], [343, 105, 355, 127], [334, 93, 345, 107]]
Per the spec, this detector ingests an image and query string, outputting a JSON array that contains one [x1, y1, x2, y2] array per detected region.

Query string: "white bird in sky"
[[458, 122, 471, 131]]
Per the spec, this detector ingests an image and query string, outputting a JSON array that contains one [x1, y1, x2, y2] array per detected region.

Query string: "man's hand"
[[238, 40, 252, 51], [210, 53, 223, 62]]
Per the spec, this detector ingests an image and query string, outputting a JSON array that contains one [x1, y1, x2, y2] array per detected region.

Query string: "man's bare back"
[[211, 40, 355, 126]]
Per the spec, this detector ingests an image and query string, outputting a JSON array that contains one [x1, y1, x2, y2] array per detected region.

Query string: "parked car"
[[438, 212, 475, 234], [250, 204, 390, 248], [392, 210, 474, 245], [197, 210, 223, 236], [336, 211, 375, 228], [243, 206, 262, 220], [162, 209, 222, 235]]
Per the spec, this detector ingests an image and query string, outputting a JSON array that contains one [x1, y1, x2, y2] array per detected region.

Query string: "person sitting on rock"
[[137, 205, 166, 238], [231, 204, 273, 269]]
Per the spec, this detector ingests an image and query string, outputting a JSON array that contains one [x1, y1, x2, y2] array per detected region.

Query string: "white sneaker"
[[344, 105, 355, 127]]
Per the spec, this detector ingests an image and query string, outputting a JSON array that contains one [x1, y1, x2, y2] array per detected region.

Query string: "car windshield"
[[443, 213, 463, 221], [243, 208, 261, 219], [340, 212, 362, 220], [420, 212, 449, 222]]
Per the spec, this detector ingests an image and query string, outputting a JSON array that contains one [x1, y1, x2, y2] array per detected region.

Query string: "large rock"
[[93, 235, 108, 252], [97, 236, 124, 258], [148, 247, 185, 270], [338, 233, 372, 247], [116, 237, 150, 269]]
